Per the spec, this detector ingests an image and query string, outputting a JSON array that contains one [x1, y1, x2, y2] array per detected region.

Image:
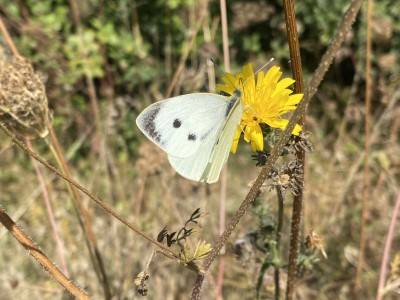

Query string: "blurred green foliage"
[[1, 0, 397, 94], [0, 0, 398, 152]]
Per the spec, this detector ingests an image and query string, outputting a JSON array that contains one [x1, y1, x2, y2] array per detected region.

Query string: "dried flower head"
[[305, 229, 327, 259], [267, 161, 304, 196], [0, 55, 51, 138], [285, 132, 314, 155], [133, 271, 150, 296]]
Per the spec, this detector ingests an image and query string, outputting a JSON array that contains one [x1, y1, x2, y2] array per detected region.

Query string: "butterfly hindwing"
[[202, 92, 243, 183], [168, 91, 242, 183], [167, 122, 221, 182]]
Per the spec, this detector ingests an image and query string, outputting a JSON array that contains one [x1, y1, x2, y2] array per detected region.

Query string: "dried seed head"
[[305, 229, 327, 259], [267, 161, 304, 196], [133, 271, 150, 296], [0, 55, 52, 138], [285, 132, 314, 155]]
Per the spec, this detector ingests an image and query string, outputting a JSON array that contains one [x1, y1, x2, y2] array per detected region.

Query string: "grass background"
[[0, 0, 399, 299]]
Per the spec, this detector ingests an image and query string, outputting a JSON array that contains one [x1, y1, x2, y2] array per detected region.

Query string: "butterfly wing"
[[202, 93, 243, 183], [168, 91, 242, 183], [167, 122, 222, 181], [136, 93, 231, 158]]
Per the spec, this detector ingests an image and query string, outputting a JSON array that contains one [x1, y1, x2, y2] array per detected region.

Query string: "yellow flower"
[[217, 64, 303, 154]]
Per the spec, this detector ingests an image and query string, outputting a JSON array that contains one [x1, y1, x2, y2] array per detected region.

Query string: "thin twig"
[[0, 205, 90, 299], [215, 0, 231, 298], [275, 186, 285, 300], [376, 192, 400, 299], [27, 139, 70, 277], [355, 0, 373, 296], [0, 17, 19, 55], [48, 126, 111, 298], [191, 0, 363, 298], [165, 0, 209, 97], [0, 122, 182, 261]]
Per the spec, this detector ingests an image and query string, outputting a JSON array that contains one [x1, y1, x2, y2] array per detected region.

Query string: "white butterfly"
[[136, 89, 243, 183]]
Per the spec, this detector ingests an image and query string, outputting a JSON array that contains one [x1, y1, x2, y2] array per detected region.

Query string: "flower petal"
[[249, 125, 264, 151], [230, 127, 242, 154]]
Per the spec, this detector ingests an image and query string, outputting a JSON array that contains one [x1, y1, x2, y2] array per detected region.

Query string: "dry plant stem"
[[6, 15, 110, 292], [325, 94, 397, 223], [377, 192, 400, 299], [0, 12, 109, 291], [0, 17, 19, 55], [72, 0, 113, 203], [0, 123, 182, 262], [275, 186, 285, 300], [355, 0, 373, 296], [166, 0, 209, 97], [191, 0, 363, 298], [215, 0, 231, 298], [50, 0, 110, 286], [48, 127, 111, 299], [0, 14, 89, 299], [282, 0, 305, 299], [329, 88, 400, 221], [220, 0, 231, 72], [27, 139, 70, 277], [0, 205, 90, 299]]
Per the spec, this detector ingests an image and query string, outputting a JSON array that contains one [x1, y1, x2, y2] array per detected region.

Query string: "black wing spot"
[[173, 119, 182, 128], [188, 134, 197, 141]]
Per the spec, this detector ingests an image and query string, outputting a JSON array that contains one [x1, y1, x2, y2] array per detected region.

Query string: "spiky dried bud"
[[268, 161, 304, 196], [305, 229, 327, 259], [285, 132, 314, 155], [133, 271, 150, 296], [0, 56, 51, 138]]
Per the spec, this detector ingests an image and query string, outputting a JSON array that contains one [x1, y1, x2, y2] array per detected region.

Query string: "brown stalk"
[[215, 0, 230, 298], [48, 126, 111, 299], [0, 17, 18, 55], [191, 0, 363, 298], [282, 0, 305, 299], [328, 88, 400, 222], [65, 2, 115, 296], [27, 139, 70, 277], [0, 13, 112, 298], [0, 205, 90, 300], [377, 192, 400, 299], [165, 0, 209, 97], [355, 0, 373, 297]]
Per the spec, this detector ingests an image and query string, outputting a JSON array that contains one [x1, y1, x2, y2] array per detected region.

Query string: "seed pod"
[[0, 55, 52, 138]]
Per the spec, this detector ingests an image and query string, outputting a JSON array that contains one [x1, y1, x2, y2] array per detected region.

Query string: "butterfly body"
[[136, 90, 242, 183]]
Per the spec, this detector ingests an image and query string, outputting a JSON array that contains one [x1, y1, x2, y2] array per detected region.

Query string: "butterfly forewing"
[[136, 93, 232, 159]]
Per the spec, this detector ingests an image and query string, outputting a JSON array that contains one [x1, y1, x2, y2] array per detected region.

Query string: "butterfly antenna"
[[240, 57, 275, 87], [209, 58, 226, 81], [213, 58, 274, 98], [210, 58, 242, 95], [254, 57, 275, 77]]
